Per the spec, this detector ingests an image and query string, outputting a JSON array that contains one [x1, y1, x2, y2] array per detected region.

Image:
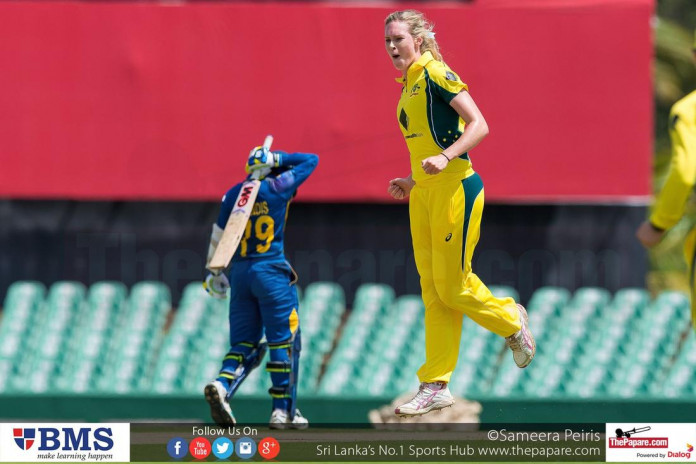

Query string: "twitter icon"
[[212, 437, 234, 459]]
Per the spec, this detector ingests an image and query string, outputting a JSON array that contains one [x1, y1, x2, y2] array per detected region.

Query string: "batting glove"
[[246, 146, 281, 174], [203, 273, 230, 299]]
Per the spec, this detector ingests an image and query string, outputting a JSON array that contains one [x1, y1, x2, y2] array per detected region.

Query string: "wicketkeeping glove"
[[203, 272, 230, 299]]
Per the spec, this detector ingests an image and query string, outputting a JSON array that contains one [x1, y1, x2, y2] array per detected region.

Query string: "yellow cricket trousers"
[[409, 172, 522, 383], [682, 227, 696, 331]]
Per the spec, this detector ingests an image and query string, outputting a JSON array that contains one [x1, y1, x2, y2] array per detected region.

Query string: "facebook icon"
[[167, 437, 188, 459]]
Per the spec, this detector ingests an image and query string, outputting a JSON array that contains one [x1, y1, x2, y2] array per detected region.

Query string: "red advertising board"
[[0, 1, 653, 202]]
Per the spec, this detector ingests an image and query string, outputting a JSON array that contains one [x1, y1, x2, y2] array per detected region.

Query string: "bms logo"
[[13, 428, 35, 450], [12, 427, 114, 451]]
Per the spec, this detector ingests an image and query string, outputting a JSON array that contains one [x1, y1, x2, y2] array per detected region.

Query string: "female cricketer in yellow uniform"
[[385, 10, 536, 417], [636, 32, 696, 332]]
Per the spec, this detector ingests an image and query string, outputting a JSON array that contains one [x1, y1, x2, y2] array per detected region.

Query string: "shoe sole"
[[269, 414, 309, 430], [516, 304, 536, 368], [204, 384, 236, 426], [394, 399, 455, 418], [268, 422, 309, 430], [292, 423, 309, 430]]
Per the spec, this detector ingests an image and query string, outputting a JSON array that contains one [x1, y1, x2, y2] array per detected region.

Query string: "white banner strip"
[[606, 423, 696, 462], [0, 423, 130, 462]]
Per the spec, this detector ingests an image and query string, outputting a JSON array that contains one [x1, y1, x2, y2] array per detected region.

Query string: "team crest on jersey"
[[13, 428, 35, 450], [445, 71, 458, 82], [410, 83, 421, 97]]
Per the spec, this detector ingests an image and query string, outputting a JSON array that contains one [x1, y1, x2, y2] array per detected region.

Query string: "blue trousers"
[[216, 258, 300, 412]]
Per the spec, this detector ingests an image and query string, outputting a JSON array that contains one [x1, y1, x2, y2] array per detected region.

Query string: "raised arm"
[[268, 152, 319, 195]]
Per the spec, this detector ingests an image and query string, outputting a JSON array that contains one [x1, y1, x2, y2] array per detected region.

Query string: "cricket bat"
[[207, 135, 273, 273]]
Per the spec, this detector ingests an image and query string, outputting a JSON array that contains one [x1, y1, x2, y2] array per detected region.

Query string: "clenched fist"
[[388, 176, 416, 200], [421, 154, 449, 175]]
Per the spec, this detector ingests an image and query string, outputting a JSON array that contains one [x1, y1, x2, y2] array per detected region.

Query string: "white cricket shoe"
[[506, 304, 536, 368], [269, 408, 309, 430], [394, 382, 454, 417], [204, 380, 236, 426]]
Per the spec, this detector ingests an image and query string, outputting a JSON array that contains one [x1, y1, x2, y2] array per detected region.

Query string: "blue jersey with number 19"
[[217, 152, 318, 262]]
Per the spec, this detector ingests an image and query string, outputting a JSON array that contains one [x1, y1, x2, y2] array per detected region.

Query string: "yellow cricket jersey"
[[651, 90, 696, 230], [396, 51, 474, 186]]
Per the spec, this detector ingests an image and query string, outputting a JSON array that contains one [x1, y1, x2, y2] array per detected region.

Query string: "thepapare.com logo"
[[0, 423, 130, 462]]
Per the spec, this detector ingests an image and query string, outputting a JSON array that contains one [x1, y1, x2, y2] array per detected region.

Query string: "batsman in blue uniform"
[[203, 145, 318, 428]]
